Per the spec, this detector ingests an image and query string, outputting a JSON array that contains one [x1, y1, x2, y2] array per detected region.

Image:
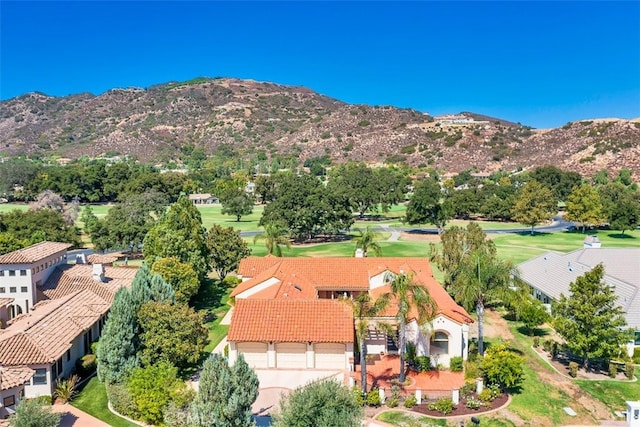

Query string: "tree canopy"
[[207, 224, 251, 280], [143, 196, 210, 281], [565, 184, 605, 232], [405, 178, 452, 232], [553, 264, 632, 368], [151, 257, 200, 304], [272, 379, 363, 427], [511, 180, 556, 233]]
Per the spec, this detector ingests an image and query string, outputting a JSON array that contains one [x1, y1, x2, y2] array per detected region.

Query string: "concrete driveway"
[[52, 404, 110, 427], [252, 369, 346, 416]]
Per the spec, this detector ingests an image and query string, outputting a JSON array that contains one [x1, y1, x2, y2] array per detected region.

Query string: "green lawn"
[[0, 203, 28, 213], [576, 379, 640, 415], [192, 279, 233, 353], [72, 377, 139, 427]]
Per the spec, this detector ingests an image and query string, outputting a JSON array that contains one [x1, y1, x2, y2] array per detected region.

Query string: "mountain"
[[1, 77, 639, 177]]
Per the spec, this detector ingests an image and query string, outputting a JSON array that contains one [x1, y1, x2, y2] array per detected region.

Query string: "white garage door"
[[236, 342, 268, 369], [314, 343, 346, 369], [276, 343, 307, 368]]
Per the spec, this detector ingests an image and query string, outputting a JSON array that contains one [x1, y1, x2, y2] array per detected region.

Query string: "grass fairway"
[[493, 229, 640, 264], [0, 203, 28, 213], [72, 376, 139, 427]]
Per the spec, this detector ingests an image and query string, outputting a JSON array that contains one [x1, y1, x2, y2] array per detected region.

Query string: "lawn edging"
[[107, 400, 148, 426]]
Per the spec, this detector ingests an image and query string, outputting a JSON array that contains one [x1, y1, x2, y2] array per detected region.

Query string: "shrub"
[[609, 362, 618, 378], [464, 360, 480, 380], [428, 397, 454, 414], [551, 342, 559, 359], [478, 388, 494, 403], [533, 337, 540, 347], [366, 388, 381, 407], [480, 344, 525, 390], [106, 382, 139, 419], [222, 275, 241, 288], [460, 381, 476, 397], [465, 398, 482, 410], [75, 354, 97, 378], [32, 395, 53, 406], [352, 387, 365, 407], [633, 347, 640, 364], [54, 374, 79, 403], [450, 356, 463, 372], [568, 361, 579, 378], [386, 397, 399, 408], [414, 356, 431, 372], [542, 339, 553, 353], [358, 120, 370, 127], [404, 395, 417, 408], [625, 363, 635, 380]]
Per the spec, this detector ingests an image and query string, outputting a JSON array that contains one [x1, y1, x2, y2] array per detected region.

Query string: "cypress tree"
[[150, 273, 176, 303], [97, 288, 139, 383], [190, 354, 259, 427]]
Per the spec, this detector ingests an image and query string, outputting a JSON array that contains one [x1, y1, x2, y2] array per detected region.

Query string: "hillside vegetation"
[[1, 77, 639, 177]]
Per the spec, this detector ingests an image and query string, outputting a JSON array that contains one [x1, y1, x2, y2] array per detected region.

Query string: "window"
[[66, 349, 71, 361], [635, 331, 640, 346], [3, 395, 15, 408], [9, 287, 16, 293], [430, 331, 449, 355], [32, 368, 47, 385], [0, 288, 4, 293], [20, 270, 26, 276], [57, 359, 63, 376], [0, 270, 4, 276], [21, 287, 28, 293], [8, 270, 15, 277]]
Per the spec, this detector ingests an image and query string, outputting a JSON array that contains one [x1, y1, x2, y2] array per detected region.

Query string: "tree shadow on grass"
[[516, 325, 549, 338], [192, 278, 227, 315], [513, 231, 552, 237], [608, 232, 637, 239]]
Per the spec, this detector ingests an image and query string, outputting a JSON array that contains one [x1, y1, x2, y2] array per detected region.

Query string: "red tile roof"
[[0, 242, 71, 264], [40, 264, 138, 303], [233, 257, 472, 324], [228, 299, 354, 343], [0, 289, 110, 365], [0, 366, 34, 391]]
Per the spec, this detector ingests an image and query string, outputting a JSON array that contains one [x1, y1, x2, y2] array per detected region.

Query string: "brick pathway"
[[52, 404, 110, 427]]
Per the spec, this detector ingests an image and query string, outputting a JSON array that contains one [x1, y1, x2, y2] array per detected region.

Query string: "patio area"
[[353, 354, 465, 397]]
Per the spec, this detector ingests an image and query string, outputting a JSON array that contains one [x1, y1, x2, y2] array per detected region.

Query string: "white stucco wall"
[[24, 364, 53, 399], [235, 277, 280, 299], [369, 271, 390, 290]]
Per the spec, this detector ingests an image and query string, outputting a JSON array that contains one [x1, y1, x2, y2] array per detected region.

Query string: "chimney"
[[92, 263, 105, 282]]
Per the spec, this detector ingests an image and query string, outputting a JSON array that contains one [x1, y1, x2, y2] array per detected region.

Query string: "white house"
[[0, 242, 72, 318], [517, 248, 640, 352], [0, 366, 33, 419], [0, 243, 138, 399], [228, 257, 473, 371]]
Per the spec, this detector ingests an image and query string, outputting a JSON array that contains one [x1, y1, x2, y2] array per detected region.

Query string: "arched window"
[[430, 331, 449, 355]]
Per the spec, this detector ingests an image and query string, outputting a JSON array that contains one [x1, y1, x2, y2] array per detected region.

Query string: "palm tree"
[[381, 272, 436, 383], [354, 226, 382, 257], [253, 221, 291, 257], [342, 293, 391, 394], [450, 251, 514, 356]]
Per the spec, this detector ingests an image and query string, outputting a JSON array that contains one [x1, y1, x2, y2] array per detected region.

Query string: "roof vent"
[[92, 263, 105, 282], [294, 285, 302, 292]]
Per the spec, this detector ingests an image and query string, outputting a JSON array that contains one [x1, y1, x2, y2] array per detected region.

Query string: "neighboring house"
[[0, 242, 72, 318], [227, 257, 473, 371], [517, 248, 640, 351], [0, 243, 138, 399], [0, 366, 33, 419], [188, 193, 218, 205]]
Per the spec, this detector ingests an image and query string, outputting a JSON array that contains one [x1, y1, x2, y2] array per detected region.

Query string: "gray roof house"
[[517, 248, 640, 346]]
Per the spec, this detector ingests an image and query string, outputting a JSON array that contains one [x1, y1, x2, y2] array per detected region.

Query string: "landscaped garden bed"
[[412, 392, 510, 417]]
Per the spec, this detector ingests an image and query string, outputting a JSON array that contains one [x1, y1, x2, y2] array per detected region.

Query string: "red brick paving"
[[353, 355, 465, 394]]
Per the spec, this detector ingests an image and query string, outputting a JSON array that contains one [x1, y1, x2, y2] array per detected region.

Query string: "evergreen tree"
[[554, 264, 632, 369], [152, 257, 200, 304], [97, 288, 139, 384], [190, 353, 259, 427], [143, 196, 210, 281], [150, 273, 176, 304]]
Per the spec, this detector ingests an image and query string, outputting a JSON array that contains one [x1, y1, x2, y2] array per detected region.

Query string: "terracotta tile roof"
[[233, 257, 435, 296], [0, 242, 71, 264], [0, 289, 110, 365], [0, 366, 34, 390], [40, 264, 138, 303], [228, 299, 354, 343], [87, 253, 122, 265], [233, 257, 472, 324], [0, 298, 14, 308]]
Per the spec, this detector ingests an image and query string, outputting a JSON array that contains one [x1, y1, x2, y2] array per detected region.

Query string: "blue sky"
[[1, 1, 639, 128]]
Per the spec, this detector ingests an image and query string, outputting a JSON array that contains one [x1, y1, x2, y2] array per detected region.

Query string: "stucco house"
[[0, 366, 33, 418], [227, 257, 473, 371], [0, 242, 138, 400], [517, 248, 640, 352]]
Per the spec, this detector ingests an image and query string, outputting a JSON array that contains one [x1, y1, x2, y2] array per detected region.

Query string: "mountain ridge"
[[1, 77, 638, 178]]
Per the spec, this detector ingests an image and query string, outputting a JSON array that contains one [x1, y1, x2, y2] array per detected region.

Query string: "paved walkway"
[[381, 224, 401, 242], [52, 404, 110, 427]]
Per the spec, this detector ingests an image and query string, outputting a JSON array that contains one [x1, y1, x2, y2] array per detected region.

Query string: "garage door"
[[236, 342, 268, 369], [314, 343, 346, 369], [276, 343, 307, 368]]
